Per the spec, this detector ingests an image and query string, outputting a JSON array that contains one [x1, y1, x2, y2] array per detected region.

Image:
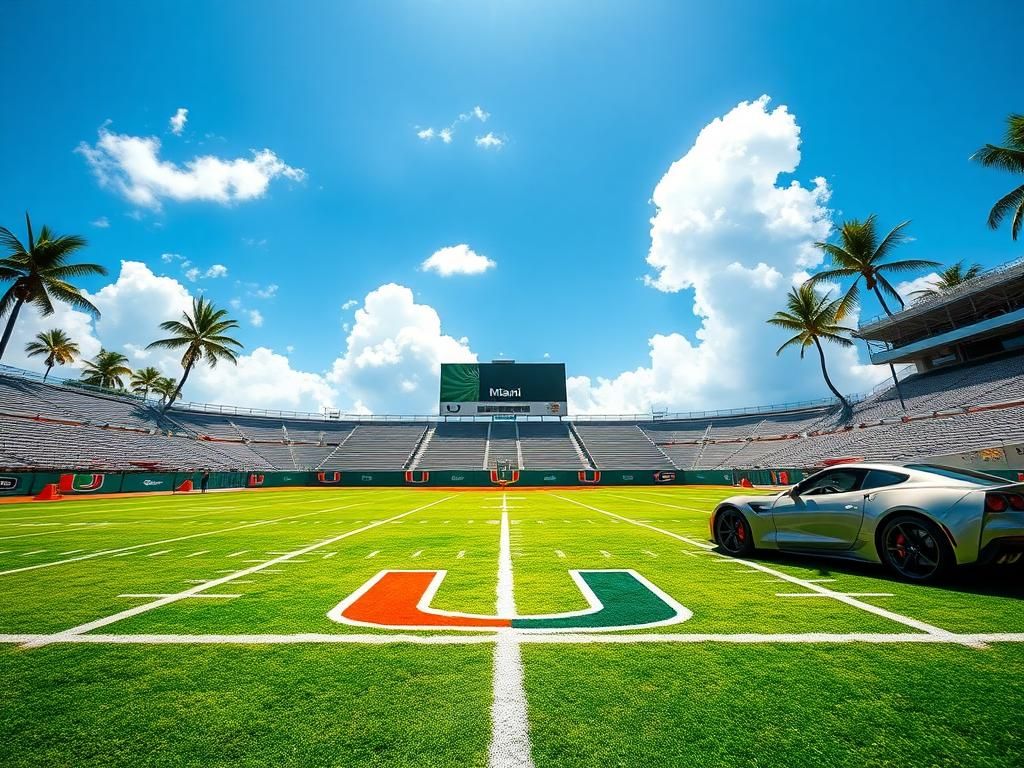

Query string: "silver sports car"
[[711, 463, 1024, 581]]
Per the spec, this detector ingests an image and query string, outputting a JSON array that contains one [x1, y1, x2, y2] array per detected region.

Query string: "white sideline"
[[489, 495, 535, 768], [2, 632, 1024, 646], [549, 494, 967, 644], [21, 496, 455, 648]]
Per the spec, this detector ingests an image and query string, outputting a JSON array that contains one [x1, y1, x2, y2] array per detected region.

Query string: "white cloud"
[[416, 106, 493, 146], [326, 283, 476, 413], [248, 283, 278, 299], [2, 302, 102, 377], [91, 216, 110, 228], [77, 124, 306, 210], [896, 273, 940, 305], [160, 252, 177, 263], [205, 264, 228, 278], [247, 309, 264, 327], [475, 132, 504, 149], [169, 108, 189, 136], [568, 95, 885, 415], [421, 244, 496, 277], [183, 267, 200, 282], [189, 347, 337, 412], [341, 299, 358, 310]]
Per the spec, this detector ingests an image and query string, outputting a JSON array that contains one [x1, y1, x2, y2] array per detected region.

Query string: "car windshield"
[[905, 464, 1006, 486]]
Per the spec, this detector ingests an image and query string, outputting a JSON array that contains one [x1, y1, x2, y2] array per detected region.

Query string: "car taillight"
[[986, 493, 1024, 513]]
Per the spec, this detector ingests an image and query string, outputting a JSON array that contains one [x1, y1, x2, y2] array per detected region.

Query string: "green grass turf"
[[523, 643, 1024, 768], [1, 486, 1023, 766]]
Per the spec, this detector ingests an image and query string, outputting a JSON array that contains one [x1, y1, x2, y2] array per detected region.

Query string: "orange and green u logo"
[[328, 569, 691, 632]]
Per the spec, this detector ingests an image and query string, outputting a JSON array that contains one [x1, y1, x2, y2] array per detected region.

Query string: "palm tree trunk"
[[0, 297, 25, 362], [43, 364, 52, 381], [165, 363, 193, 412], [812, 336, 851, 411]]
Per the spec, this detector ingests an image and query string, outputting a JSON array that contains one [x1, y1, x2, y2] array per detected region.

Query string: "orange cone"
[[176, 478, 194, 492]]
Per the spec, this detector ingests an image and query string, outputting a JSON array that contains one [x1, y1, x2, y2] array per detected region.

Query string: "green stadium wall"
[[0, 467, 824, 497]]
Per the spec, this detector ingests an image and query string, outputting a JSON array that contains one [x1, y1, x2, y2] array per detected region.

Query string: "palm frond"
[[986, 183, 1024, 236]]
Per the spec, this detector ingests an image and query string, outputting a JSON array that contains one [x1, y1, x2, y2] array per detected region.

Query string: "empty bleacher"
[[319, 424, 426, 470], [572, 424, 675, 469], [486, 421, 521, 469], [417, 423, 489, 470], [518, 422, 586, 469]]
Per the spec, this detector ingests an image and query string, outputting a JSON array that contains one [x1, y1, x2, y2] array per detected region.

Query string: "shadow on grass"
[[716, 546, 1024, 599]]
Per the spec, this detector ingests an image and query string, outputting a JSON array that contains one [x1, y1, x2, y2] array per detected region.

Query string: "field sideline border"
[[2, 631, 1023, 647], [0, 484, 771, 505]]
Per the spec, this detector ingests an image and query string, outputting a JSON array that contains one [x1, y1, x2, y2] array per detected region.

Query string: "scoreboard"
[[439, 362, 568, 416]]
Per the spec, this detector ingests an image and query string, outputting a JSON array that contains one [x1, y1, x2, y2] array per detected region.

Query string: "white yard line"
[[550, 494, 964, 643], [22, 495, 455, 649], [606, 494, 712, 515], [0, 506, 359, 577], [489, 496, 535, 768], [2, 632, 1024, 646], [185, 550, 209, 558]]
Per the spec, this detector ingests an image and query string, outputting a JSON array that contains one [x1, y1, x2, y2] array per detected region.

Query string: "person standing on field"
[[200, 470, 210, 494]]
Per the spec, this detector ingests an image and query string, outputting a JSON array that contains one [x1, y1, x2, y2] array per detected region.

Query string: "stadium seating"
[[485, 421, 521, 469], [572, 424, 675, 469], [3, 349, 1024, 474], [318, 424, 427, 470], [518, 422, 587, 469], [417, 422, 490, 470]]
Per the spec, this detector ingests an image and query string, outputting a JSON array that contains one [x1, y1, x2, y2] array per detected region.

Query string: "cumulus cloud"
[[341, 298, 358, 310], [568, 95, 885, 415], [169, 108, 189, 136], [326, 283, 476, 413], [205, 264, 228, 278], [421, 244, 496, 277], [416, 105, 496, 147], [77, 123, 306, 210], [91, 216, 110, 228], [896, 273, 941, 305], [247, 309, 264, 327], [2, 302, 103, 376], [475, 132, 504, 149]]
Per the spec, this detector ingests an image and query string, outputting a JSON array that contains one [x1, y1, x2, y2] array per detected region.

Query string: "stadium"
[[3, 4, 1024, 768]]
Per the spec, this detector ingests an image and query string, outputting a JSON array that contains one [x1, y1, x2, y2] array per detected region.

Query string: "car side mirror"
[[788, 486, 800, 498]]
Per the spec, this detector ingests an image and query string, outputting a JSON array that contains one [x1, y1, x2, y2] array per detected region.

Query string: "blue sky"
[[1, 1, 1021, 414]]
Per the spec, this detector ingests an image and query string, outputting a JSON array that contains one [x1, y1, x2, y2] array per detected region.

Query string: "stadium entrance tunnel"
[[329, 569, 691, 632]]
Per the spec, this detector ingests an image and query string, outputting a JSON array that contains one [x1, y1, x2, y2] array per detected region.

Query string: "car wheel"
[[715, 507, 754, 557], [879, 515, 952, 582]]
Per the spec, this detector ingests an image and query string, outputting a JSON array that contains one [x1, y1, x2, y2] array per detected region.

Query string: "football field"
[[1, 487, 1023, 767]]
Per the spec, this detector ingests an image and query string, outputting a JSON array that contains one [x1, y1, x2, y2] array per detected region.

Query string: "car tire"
[[879, 514, 953, 583], [714, 507, 754, 557]]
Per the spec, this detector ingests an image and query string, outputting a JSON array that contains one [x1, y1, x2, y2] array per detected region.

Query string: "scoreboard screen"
[[439, 362, 568, 416]]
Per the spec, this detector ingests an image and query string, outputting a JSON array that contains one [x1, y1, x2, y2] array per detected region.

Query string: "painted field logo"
[[328, 569, 691, 633]]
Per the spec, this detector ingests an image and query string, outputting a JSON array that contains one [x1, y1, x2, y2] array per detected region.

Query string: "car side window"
[[799, 469, 865, 496], [861, 470, 909, 491]]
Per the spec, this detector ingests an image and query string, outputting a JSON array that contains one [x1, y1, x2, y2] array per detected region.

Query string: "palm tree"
[[79, 349, 132, 390], [146, 297, 242, 408], [24, 328, 80, 381], [768, 283, 857, 411], [909, 261, 983, 302], [972, 114, 1024, 240], [806, 215, 939, 318], [130, 366, 163, 398], [0, 213, 107, 361], [153, 376, 181, 405]]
